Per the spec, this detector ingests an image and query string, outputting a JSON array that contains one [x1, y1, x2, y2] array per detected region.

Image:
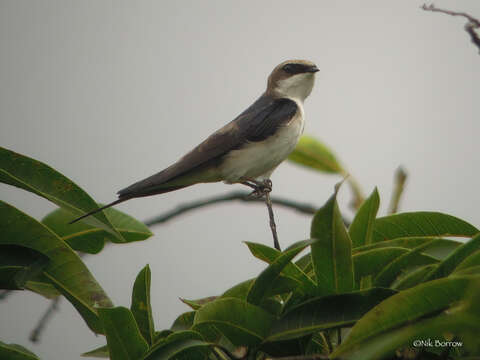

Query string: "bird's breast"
[[220, 105, 305, 183]]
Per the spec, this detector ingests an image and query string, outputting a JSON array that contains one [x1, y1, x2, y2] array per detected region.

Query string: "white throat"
[[274, 73, 315, 102]]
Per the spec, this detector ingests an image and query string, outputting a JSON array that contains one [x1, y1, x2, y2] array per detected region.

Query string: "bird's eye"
[[282, 64, 294, 73]]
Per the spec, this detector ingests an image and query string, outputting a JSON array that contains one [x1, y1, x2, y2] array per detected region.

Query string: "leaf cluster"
[[2, 141, 480, 360]]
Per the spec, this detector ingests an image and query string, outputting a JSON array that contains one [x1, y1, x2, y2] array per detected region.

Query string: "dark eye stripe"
[[282, 63, 311, 74]]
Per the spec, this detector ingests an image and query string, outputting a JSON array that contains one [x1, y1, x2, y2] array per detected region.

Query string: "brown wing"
[[117, 95, 297, 198]]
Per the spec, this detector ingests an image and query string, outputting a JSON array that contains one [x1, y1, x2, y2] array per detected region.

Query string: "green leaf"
[[294, 253, 312, 272], [426, 233, 480, 281], [81, 345, 109, 358], [0, 245, 49, 290], [180, 296, 217, 310], [349, 188, 380, 248], [373, 241, 439, 287], [331, 275, 479, 358], [143, 331, 210, 360], [287, 135, 343, 174], [153, 330, 173, 344], [0, 266, 29, 290], [304, 333, 330, 356], [266, 288, 396, 342], [331, 312, 478, 360], [0, 341, 40, 360], [352, 247, 409, 286], [392, 264, 437, 290], [221, 276, 298, 302], [45, 274, 105, 334], [246, 239, 315, 305], [98, 307, 149, 360], [24, 280, 60, 299], [372, 212, 478, 242], [453, 250, 480, 273], [0, 201, 112, 333], [171, 311, 195, 331], [0, 146, 123, 241], [332, 278, 480, 359], [131, 265, 155, 345], [310, 192, 354, 295], [193, 297, 274, 346], [42, 207, 152, 254], [353, 237, 461, 257], [245, 242, 316, 294]]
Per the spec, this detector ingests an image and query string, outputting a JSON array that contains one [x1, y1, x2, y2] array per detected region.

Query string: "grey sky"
[[1, 1, 480, 359]]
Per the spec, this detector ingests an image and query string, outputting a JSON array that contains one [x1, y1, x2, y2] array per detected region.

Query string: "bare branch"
[[422, 3, 480, 53], [388, 166, 408, 215], [144, 191, 317, 227], [29, 296, 61, 343]]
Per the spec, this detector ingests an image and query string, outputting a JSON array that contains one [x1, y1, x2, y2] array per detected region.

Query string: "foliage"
[[1, 141, 480, 360]]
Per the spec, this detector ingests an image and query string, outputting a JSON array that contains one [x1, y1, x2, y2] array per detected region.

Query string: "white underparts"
[[220, 100, 305, 183]]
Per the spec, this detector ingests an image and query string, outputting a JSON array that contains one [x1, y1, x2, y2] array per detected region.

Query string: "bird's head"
[[267, 59, 319, 102]]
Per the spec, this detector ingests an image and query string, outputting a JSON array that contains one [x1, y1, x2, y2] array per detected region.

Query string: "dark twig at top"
[[422, 3, 480, 53]]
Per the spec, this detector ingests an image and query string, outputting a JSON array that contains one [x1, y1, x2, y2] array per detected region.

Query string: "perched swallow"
[[71, 59, 319, 224]]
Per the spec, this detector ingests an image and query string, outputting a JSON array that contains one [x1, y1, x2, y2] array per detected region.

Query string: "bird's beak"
[[306, 65, 320, 73]]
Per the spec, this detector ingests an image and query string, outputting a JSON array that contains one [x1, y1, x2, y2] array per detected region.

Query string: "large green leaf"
[[246, 239, 314, 305], [42, 207, 152, 254], [266, 288, 395, 342], [353, 237, 461, 257], [332, 277, 480, 359], [0, 341, 40, 360], [98, 307, 149, 360], [287, 135, 343, 174], [426, 232, 480, 281], [143, 331, 210, 360], [332, 312, 477, 360], [171, 311, 195, 331], [193, 297, 274, 346], [1, 201, 112, 332], [0, 146, 123, 241], [0, 245, 49, 290], [392, 264, 437, 290], [352, 247, 409, 286], [310, 192, 354, 295], [373, 241, 439, 287], [331, 275, 479, 358], [24, 279, 60, 299], [349, 188, 380, 248], [453, 250, 480, 273], [372, 212, 478, 242], [245, 242, 317, 294], [131, 265, 155, 345]]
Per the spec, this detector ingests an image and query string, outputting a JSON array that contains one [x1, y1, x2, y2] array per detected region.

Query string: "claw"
[[247, 189, 264, 199], [241, 178, 272, 198]]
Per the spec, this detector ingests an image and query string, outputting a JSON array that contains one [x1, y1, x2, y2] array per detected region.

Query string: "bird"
[[71, 59, 319, 226]]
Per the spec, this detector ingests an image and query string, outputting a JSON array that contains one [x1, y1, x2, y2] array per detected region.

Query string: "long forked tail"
[[69, 197, 130, 224]]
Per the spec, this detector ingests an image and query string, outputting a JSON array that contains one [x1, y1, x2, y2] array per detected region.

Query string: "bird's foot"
[[241, 178, 272, 199]]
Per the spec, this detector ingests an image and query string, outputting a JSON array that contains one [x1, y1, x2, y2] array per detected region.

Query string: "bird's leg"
[[240, 178, 273, 199], [240, 178, 280, 251]]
